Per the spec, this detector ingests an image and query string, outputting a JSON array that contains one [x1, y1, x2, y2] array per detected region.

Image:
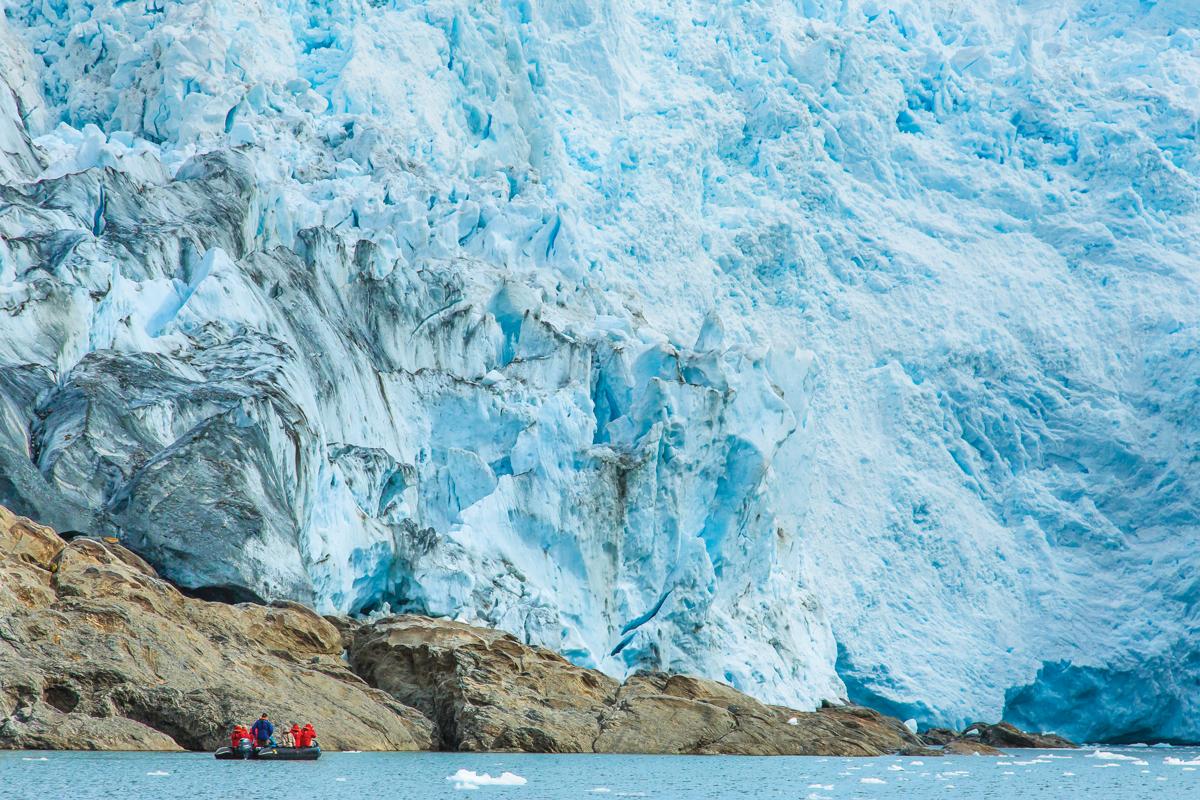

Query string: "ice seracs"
[[1, 0, 1198, 744]]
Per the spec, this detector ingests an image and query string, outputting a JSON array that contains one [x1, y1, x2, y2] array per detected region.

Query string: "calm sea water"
[[2, 747, 1198, 799]]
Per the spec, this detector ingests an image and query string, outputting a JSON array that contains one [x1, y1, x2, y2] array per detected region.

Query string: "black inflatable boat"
[[215, 742, 321, 760]]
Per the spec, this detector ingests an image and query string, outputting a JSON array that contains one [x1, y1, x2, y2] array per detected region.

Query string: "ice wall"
[[0, 0, 1198, 742]]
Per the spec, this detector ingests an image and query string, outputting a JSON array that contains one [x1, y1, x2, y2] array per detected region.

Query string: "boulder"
[[0, 505, 433, 751], [920, 727, 958, 746], [350, 614, 926, 756], [945, 739, 1006, 756], [963, 721, 1076, 749]]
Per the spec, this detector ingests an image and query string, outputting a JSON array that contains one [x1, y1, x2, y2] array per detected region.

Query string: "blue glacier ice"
[[0, 0, 1198, 744]]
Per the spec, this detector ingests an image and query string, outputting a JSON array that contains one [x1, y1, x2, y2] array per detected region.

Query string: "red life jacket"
[[302, 726, 315, 747]]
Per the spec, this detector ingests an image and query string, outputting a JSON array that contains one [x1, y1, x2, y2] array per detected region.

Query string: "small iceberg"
[[1164, 756, 1200, 766], [146, 771, 170, 776], [859, 777, 886, 784], [448, 769, 528, 789], [1087, 750, 1137, 761]]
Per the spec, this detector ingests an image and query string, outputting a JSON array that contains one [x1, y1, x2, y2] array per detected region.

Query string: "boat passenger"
[[230, 726, 246, 748], [251, 713, 274, 747]]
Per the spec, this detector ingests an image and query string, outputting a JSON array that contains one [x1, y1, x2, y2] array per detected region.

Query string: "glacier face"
[[1, 0, 1198, 743]]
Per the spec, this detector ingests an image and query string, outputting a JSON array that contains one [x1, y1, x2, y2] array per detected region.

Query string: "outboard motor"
[[237, 737, 254, 757]]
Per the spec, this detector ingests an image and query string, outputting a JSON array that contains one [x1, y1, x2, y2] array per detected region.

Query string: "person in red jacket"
[[301, 723, 316, 748], [230, 725, 247, 748], [288, 724, 301, 748]]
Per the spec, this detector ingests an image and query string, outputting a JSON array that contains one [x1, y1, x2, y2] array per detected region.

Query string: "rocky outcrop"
[[349, 615, 924, 756], [920, 721, 1077, 752], [944, 740, 1005, 756], [0, 505, 432, 751], [962, 722, 1076, 749], [1, 504, 1076, 756], [920, 727, 958, 746]]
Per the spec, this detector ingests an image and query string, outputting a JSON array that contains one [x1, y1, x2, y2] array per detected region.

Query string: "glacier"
[[0, 0, 1198, 744]]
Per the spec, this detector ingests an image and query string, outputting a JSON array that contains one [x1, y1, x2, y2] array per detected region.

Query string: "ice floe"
[[447, 769, 528, 789]]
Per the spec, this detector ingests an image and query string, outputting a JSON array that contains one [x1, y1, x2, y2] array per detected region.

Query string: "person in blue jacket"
[[250, 714, 274, 747]]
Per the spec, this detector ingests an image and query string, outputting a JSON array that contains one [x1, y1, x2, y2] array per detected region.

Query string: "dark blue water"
[[2, 747, 1198, 799]]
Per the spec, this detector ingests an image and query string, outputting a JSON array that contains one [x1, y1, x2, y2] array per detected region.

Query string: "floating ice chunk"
[[807, 785, 833, 790], [1087, 750, 1137, 761], [146, 771, 170, 776], [448, 769, 527, 789], [909, 761, 924, 766], [1063, 772, 1075, 776], [22, 757, 48, 762], [1093, 764, 1121, 768], [888, 764, 904, 771], [1164, 757, 1200, 766], [860, 777, 886, 784]]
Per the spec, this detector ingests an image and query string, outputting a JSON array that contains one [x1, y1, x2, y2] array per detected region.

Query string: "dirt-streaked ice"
[[0, 0, 1197, 744]]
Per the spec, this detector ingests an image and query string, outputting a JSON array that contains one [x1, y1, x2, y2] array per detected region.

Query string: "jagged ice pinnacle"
[[0, 0, 1198, 744]]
